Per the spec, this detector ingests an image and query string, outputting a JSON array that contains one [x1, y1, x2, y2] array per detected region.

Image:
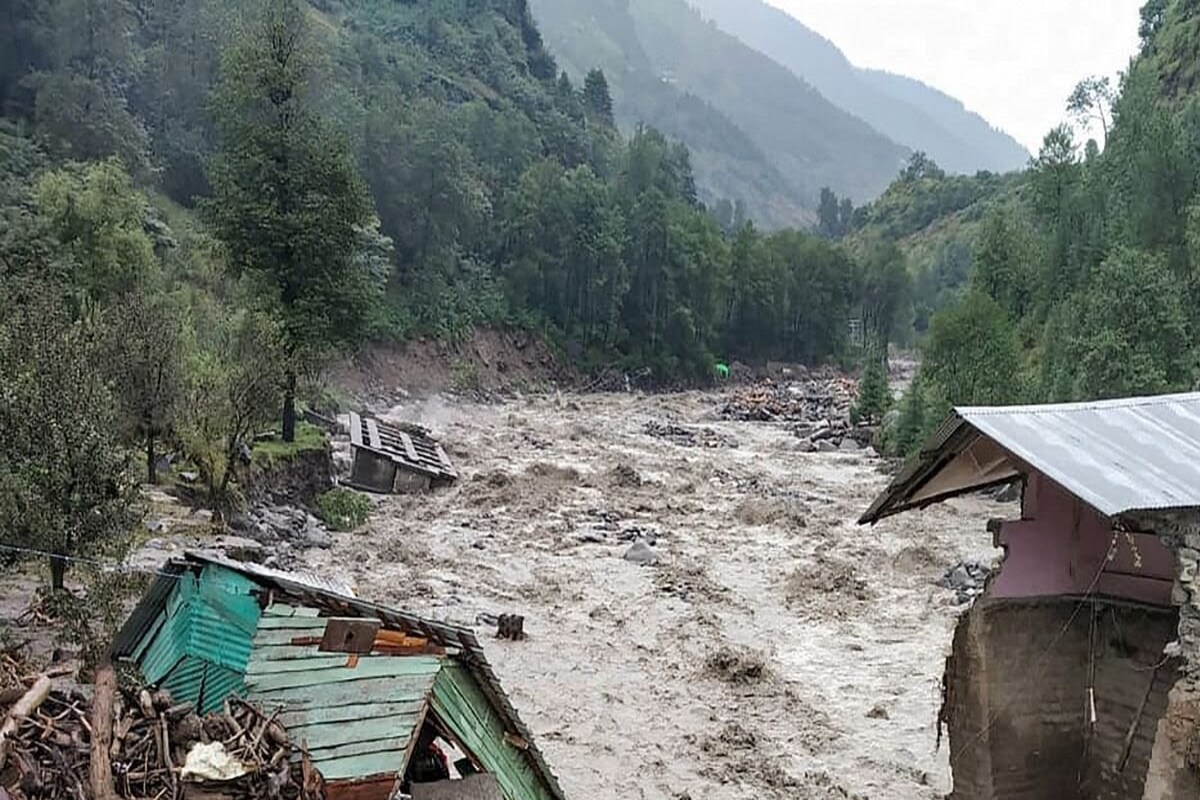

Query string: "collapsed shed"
[[111, 553, 563, 800], [346, 412, 457, 494], [861, 393, 1200, 800]]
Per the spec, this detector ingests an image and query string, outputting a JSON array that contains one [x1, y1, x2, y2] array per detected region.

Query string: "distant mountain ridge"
[[529, 0, 910, 228], [687, 0, 1030, 174]]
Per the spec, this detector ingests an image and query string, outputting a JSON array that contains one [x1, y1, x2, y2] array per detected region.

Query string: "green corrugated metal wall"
[[431, 663, 555, 800], [127, 565, 263, 713], [243, 603, 441, 782]]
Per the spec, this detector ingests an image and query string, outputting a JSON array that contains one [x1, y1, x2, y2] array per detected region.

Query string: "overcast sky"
[[766, 0, 1144, 153]]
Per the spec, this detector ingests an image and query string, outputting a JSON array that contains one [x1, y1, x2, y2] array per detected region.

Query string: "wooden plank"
[[248, 674, 436, 708], [279, 699, 425, 729], [349, 412, 363, 447], [398, 432, 420, 463], [247, 655, 355, 675], [264, 604, 322, 619], [256, 616, 330, 631], [245, 656, 441, 693], [291, 720, 417, 754], [366, 418, 382, 450], [308, 736, 411, 762], [306, 752, 403, 783], [326, 775, 398, 800], [321, 618, 382, 654]]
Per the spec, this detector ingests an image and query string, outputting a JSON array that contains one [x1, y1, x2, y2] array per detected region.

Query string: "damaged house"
[[861, 393, 1200, 800], [111, 553, 564, 800]]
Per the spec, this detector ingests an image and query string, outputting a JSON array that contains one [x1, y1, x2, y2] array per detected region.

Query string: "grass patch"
[[251, 421, 328, 463], [317, 487, 371, 532]]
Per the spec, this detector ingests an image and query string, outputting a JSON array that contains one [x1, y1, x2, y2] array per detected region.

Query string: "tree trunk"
[[0, 675, 52, 771], [89, 657, 120, 800], [282, 369, 297, 443], [49, 555, 67, 593], [146, 434, 157, 485]]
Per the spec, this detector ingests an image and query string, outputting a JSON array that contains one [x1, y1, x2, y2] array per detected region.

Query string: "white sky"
[[766, 0, 1144, 153]]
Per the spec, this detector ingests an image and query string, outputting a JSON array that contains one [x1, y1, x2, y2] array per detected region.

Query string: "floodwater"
[[308, 390, 1003, 799]]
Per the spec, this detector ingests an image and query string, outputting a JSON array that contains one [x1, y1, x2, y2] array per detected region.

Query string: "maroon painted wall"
[[991, 473, 1175, 606]]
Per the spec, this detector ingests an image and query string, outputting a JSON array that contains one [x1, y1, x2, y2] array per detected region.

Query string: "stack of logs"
[[0, 665, 322, 800]]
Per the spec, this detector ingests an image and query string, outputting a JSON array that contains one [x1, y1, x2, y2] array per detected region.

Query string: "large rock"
[[838, 438, 861, 452], [816, 440, 838, 453], [623, 539, 660, 566]]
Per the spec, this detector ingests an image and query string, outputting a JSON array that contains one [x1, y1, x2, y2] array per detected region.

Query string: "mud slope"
[[309, 391, 1001, 799]]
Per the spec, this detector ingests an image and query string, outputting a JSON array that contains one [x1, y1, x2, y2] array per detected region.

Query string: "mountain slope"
[[687, 0, 1029, 175], [530, 0, 811, 227], [530, 0, 909, 216]]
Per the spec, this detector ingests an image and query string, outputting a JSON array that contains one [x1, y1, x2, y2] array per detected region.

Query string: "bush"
[[851, 351, 892, 425], [317, 488, 371, 532]]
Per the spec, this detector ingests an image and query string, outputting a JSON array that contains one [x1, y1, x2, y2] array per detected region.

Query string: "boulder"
[[838, 438, 861, 452], [623, 539, 660, 566]]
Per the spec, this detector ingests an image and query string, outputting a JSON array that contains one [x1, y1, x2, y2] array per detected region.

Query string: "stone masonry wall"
[[1133, 511, 1200, 798]]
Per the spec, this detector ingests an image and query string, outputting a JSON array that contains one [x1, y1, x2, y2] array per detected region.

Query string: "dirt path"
[[309, 391, 1003, 799]]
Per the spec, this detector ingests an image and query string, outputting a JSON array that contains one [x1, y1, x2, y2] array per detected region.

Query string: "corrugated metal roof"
[[860, 391, 1200, 524]]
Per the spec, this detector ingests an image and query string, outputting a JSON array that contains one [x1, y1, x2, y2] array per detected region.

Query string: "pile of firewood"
[[0, 670, 323, 800]]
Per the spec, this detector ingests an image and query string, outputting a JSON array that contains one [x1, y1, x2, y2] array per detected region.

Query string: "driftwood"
[[0, 675, 51, 771], [90, 658, 119, 800], [2, 685, 321, 800]]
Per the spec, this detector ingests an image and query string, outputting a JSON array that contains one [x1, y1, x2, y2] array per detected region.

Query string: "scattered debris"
[[642, 420, 738, 449], [786, 557, 877, 619], [0, 685, 306, 800], [936, 560, 994, 604], [867, 704, 890, 720], [720, 371, 856, 423], [704, 646, 770, 685], [607, 464, 643, 488], [477, 613, 526, 641]]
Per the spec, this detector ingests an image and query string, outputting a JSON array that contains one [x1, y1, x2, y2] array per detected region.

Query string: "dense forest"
[[861, 0, 1200, 454], [0, 0, 913, 583], [528, 0, 909, 226]]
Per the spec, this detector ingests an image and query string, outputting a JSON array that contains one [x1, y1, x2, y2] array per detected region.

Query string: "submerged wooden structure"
[[347, 412, 457, 494]]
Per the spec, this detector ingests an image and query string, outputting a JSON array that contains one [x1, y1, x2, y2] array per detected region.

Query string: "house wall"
[[991, 473, 1175, 605], [943, 597, 1181, 800]]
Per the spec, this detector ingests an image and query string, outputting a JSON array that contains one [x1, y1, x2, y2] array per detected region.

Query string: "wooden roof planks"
[[347, 412, 457, 493]]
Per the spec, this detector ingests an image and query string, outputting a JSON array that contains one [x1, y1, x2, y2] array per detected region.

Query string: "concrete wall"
[[991, 474, 1175, 605], [943, 597, 1180, 800]]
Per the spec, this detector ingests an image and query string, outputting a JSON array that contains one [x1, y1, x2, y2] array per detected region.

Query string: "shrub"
[[317, 488, 371, 532]]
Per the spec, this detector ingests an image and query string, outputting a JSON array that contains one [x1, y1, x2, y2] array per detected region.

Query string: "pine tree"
[[203, 0, 374, 442], [583, 68, 615, 128]]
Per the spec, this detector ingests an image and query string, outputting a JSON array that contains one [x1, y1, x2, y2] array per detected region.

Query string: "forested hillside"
[[528, 0, 909, 222], [525, 0, 809, 228], [0, 0, 891, 398], [872, 0, 1200, 454], [686, 0, 1029, 176]]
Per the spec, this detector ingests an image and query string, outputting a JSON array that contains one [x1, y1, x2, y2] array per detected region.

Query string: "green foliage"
[[177, 310, 284, 506], [316, 488, 371, 532], [923, 291, 1022, 408], [851, 352, 893, 425], [251, 422, 328, 464], [0, 283, 141, 590], [888, 374, 930, 457], [1071, 248, 1192, 398], [204, 0, 375, 440], [32, 159, 157, 308], [104, 289, 185, 484]]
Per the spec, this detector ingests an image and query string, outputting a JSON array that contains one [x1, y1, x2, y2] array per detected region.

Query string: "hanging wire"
[[0, 543, 186, 580]]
